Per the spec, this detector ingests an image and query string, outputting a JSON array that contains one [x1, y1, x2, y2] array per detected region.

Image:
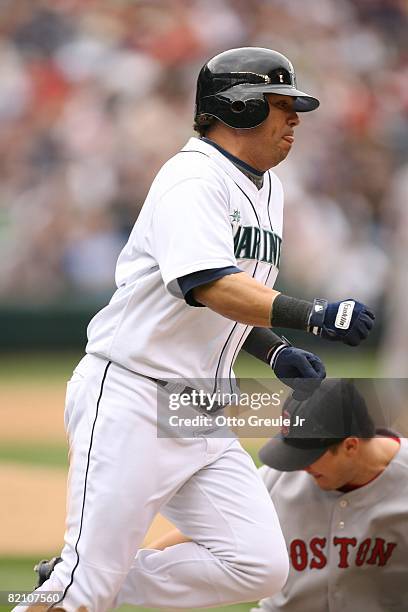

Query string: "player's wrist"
[[266, 339, 290, 368], [307, 298, 329, 335], [270, 294, 314, 331], [270, 295, 330, 336], [242, 328, 286, 365]]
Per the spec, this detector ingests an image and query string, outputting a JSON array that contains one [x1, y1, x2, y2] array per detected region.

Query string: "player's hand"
[[270, 345, 326, 400], [308, 298, 375, 346]]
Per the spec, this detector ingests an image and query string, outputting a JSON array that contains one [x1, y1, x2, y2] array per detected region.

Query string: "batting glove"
[[308, 298, 375, 346], [269, 341, 326, 401]]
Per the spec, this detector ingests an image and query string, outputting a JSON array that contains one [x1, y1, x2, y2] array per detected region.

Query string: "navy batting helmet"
[[195, 47, 319, 129]]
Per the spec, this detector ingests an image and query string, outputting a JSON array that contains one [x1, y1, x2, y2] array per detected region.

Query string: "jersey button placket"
[[337, 498, 348, 528], [328, 499, 350, 611]]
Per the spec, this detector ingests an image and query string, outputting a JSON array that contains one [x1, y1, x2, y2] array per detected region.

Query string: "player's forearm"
[[194, 272, 279, 327]]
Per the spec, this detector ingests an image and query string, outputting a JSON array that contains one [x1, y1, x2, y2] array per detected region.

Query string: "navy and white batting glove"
[[308, 298, 375, 346], [269, 342, 326, 401]]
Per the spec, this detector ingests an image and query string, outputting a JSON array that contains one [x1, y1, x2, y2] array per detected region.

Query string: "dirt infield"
[[1, 384, 67, 443], [1, 384, 173, 555], [1, 464, 66, 555]]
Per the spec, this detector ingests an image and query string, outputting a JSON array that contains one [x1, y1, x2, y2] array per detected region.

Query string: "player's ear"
[[343, 437, 359, 455]]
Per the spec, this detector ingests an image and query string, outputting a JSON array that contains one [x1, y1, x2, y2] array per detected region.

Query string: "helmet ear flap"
[[207, 91, 270, 129], [231, 93, 270, 128]]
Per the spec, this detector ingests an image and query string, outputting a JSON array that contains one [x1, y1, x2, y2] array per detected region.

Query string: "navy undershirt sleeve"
[[178, 266, 242, 307]]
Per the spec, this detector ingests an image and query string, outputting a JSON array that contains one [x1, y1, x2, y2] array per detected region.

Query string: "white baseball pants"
[[14, 354, 288, 611]]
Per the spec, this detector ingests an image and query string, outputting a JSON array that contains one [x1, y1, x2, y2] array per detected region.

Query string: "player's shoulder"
[[259, 463, 309, 493], [258, 464, 287, 491], [153, 138, 228, 196]]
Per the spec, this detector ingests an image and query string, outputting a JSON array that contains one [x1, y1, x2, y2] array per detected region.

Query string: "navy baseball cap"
[[259, 379, 375, 472]]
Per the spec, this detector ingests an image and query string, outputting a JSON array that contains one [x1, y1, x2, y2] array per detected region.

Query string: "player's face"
[[304, 441, 359, 491], [251, 94, 300, 168]]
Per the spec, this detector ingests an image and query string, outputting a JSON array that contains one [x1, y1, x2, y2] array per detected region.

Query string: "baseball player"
[[147, 380, 407, 612], [253, 379, 407, 612], [19, 48, 374, 612]]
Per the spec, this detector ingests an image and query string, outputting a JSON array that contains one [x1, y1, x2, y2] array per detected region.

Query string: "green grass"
[[0, 558, 254, 611], [0, 443, 68, 469], [0, 352, 82, 384], [0, 441, 264, 470]]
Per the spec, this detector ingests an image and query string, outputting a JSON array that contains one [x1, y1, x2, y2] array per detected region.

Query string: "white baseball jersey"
[[86, 136, 283, 388], [252, 432, 408, 612]]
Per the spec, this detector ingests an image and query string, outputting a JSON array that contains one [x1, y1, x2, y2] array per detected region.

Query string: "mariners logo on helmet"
[[195, 47, 319, 130]]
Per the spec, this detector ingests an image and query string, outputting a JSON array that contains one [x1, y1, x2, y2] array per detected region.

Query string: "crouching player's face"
[[304, 438, 360, 490]]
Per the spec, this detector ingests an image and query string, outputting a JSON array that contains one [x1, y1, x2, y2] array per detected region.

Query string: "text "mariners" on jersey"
[[234, 225, 282, 268]]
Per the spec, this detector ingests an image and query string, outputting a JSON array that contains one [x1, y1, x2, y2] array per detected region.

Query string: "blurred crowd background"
[[0, 0, 407, 371]]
